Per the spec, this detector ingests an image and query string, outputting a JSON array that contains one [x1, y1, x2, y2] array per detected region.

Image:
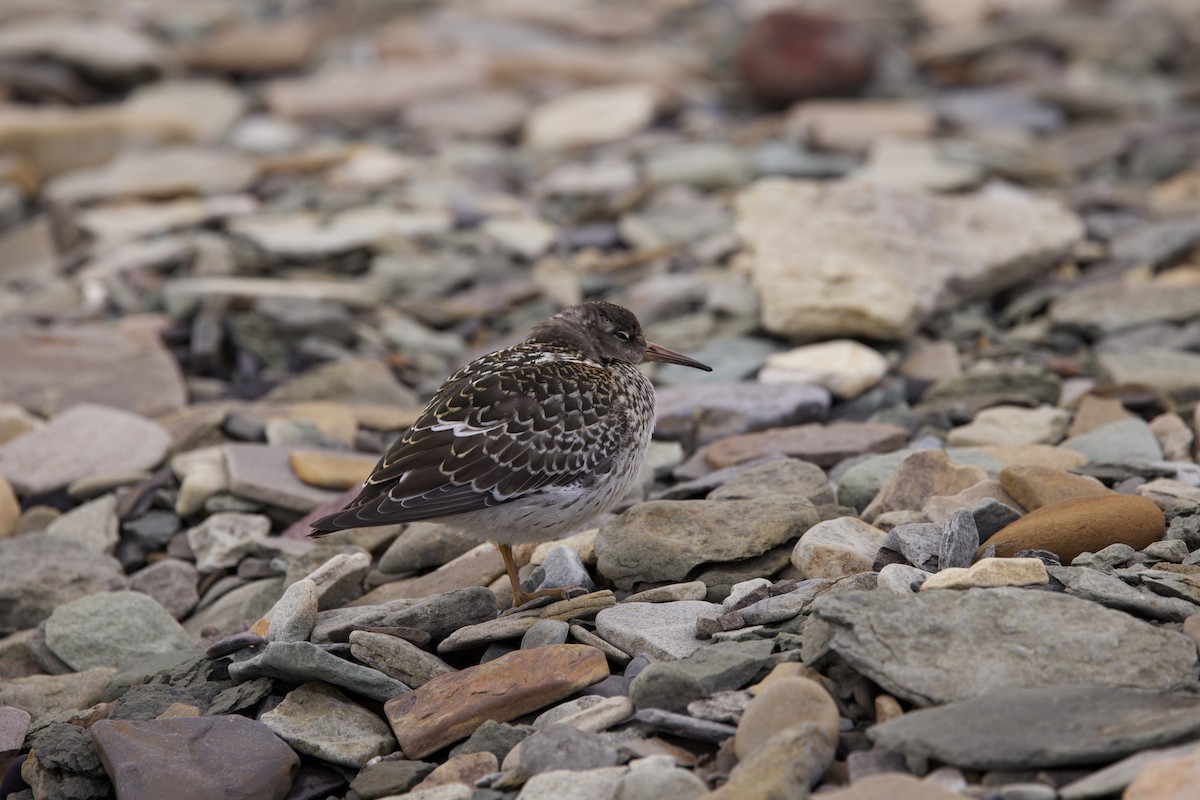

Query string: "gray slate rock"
[[521, 620, 571, 650], [938, 509, 978, 570], [654, 381, 830, 447], [1047, 565, 1198, 622], [629, 640, 773, 713], [260, 682, 396, 768], [870, 686, 1200, 770], [1062, 418, 1164, 464], [804, 588, 1199, 706], [876, 523, 941, 572], [379, 522, 476, 574], [522, 546, 596, 596], [44, 591, 195, 670], [595, 601, 721, 661], [0, 404, 171, 495], [43, 493, 120, 553], [349, 630, 456, 688], [705, 458, 835, 505], [267, 578, 318, 643], [185, 512, 272, 574], [227, 640, 408, 702], [0, 537, 127, 635], [223, 443, 340, 512], [519, 724, 620, 776], [972, 498, 1023, 539], [595, 498, 819, 590]]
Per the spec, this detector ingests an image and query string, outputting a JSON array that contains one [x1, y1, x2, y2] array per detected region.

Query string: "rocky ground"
[[3, 0, 1200, 798]]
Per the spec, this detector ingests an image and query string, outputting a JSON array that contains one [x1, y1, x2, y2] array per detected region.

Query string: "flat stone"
[[704, 423, 908, 470], [90, 715, 298, 800], [1150, 413, 1195, 462], [595, 498, 818, 590], [266, 57, 486, 120], [920, 558, 1048, 590], [42, 493, 119, 553], [981, 495, 1166, 563], [1123, 745, 1200, 800], [736, 179, 1082, 340], [349, 759, 437, 799], [380, 522, 478, 574], [0, 536, 128, 635], [47, 146, 258, 204], [924, 366, 1062, 410], [406, 89, 528, 138], [1068, 395, 1134, 438], [224, 443, 341, 512], [517, 766, 627, 800], [869, 686, 1200, 770], [853, 136, 983, 192], [947, 405, 1071, 447], [813, 774, 964, 800], [709, 719, 835, 799], [384, 644, 608, 758], [525, 83, 658, 149], [705, 459, 835, 506], [1138, 479, 1200, 512], [594, 602, 720, 661], [44, 591, 194, 670], [654, 382, 830, 447], [228, 640, 408, 702], [350, 631, 456, 687], [759, 340, 888, 400], [787, 100, 934, 153], [791, 517, 887, 579], [412, 751, 499, 792], [260, 682, 396, 768], [629, 640, 773, 714], [1059, 742, 1200, 800], [1061, 418, 1164, 464], [999, 465, 1112, 510], [181, 18, 320, 73], [863, 450, 989, 523], [0, 667, 116, 723], [357, 543, 507, 603], [624, 582, 709, 603], [1048, 565, 1198, 623], [0, 326, 186, 418], [0, 404, 170, 496], [805, 588, 1198, 706], [289, 449, 378, 490], [1097, 349, 1200, 403]]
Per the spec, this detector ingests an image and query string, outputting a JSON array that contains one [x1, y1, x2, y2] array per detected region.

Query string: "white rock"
[[852, 137, 983, 192], [483, 216, 558, 260], [946, 405, 1071, 447], [920, 558, 1049, 590], [786, 100, 934, 153], [525, 83, 658, 149], [186, 512, 273, 574], [791, 517, 887, 580], [736, 178, 1084, 340], [759, 340, 888, 399], [594, 601, 720, 661]]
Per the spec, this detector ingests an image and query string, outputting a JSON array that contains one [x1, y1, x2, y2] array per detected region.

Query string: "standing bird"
[[310, 302, 712, 607]]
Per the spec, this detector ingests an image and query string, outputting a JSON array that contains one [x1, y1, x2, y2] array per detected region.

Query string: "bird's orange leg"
[[493, 542, 575, 608]]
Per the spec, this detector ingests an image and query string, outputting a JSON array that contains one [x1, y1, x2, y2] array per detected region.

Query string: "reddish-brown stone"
[[385, 644, 608, 758], [980, 494, 1165, 563], [705, 423, 907, 470]]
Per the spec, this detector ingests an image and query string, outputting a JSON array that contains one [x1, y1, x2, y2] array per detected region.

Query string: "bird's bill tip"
[[643, 341, 713, 371]]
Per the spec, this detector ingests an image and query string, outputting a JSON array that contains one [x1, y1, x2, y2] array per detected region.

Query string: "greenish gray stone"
[[630, 640, 774, 713], [260, 682, 396, 768], [1062, 418, 1164, 463], [227, 640, 408, 702], [44, 591, 195, 670]]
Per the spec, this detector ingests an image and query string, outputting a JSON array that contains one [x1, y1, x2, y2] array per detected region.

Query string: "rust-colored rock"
[[384, 644, 608, 758], [998, 464, 1112, 510], [979, 495, 1165, 563]]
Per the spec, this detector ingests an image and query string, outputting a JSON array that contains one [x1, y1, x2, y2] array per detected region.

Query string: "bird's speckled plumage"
[[310, 302, 708, 549]]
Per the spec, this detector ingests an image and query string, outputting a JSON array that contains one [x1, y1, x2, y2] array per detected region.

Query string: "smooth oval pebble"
[[979, 494, 1165, 563], [733, 675, 839, 760]]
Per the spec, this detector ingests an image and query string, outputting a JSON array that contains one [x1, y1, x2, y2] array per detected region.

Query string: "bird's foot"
[[509, 584, 587, 610]]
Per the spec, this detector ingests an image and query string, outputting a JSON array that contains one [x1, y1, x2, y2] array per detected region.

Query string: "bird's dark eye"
[[614, 330, 631, 341]]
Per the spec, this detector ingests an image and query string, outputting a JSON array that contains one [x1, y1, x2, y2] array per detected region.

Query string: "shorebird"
[[311, 301, 711, 607]]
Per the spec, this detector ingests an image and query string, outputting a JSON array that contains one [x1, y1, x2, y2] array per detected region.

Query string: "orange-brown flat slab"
[[384, 644, 608, 758]]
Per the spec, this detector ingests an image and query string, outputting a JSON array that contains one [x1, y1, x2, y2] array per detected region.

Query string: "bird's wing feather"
[[310, 352, 626, 533]]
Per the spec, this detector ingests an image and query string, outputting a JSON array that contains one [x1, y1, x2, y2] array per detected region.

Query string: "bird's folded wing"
[[310, 359, 621, 532]]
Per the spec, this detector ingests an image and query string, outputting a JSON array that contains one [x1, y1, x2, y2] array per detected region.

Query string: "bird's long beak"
[[643, 341, 713, 371]]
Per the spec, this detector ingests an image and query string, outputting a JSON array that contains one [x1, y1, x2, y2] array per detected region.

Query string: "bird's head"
[[528, 301, 712, 372]]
